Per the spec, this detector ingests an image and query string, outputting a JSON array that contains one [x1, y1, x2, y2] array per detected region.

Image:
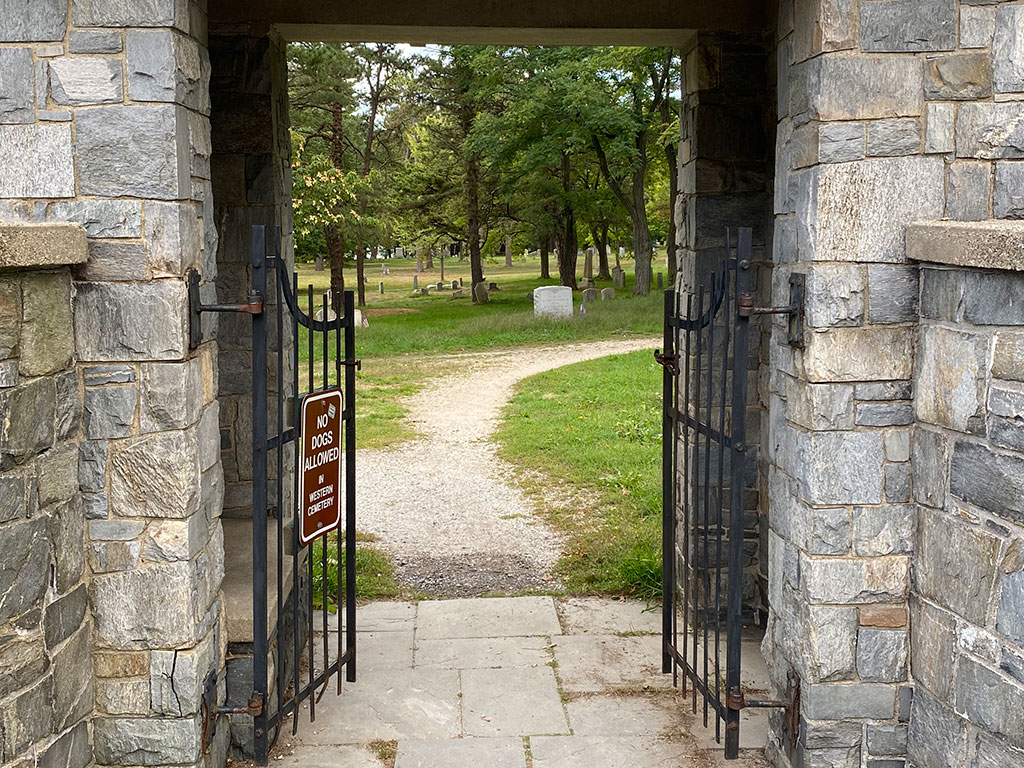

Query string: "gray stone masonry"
[[0, 226, 91, 767]]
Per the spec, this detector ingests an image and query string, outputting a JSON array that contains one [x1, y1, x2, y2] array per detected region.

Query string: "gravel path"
[[357, 337, 660, 596]]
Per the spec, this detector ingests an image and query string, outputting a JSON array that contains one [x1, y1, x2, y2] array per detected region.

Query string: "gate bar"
[[660, 289, 675, 675]]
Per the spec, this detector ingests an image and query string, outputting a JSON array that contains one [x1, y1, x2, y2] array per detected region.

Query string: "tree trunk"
[[557, 152, 578, 289], [597, 222, 611, 279], [630, 165, 653, 296], [426, 249, 434, 270], [665, 145, 678, 290], [326, 225, 346, 315], [466, 154, 485, 298], [540, 237, 550, 280], [504, 238, 512, 268], [355, 241, 366, 307]]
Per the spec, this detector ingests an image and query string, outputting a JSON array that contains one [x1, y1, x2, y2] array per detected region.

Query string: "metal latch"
[[736, 272, 805, 348], [654, 349, 679, 376], [187, 268, 264, 349]]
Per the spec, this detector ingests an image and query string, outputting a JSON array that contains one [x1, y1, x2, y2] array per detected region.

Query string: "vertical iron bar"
[[274, 251, 285, 735], [670, 289, 681, 690], [336, 288, 344, 695], [714, 238, 732, 744], [307, 284, 315, 725], [725, 228, 754, 759], [321, 294, 329, 690], [291, 271, 300, 736], [344, 290, 357, 683], [691, 286, 704, 715], [703, 275, 715, 730], [250, 225, 269, 765], [661, 290, 675, 675], [681, 293, 693, 699]]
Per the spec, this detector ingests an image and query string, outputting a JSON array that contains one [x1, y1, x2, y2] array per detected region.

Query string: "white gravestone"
[[533, 286, 573, 318]]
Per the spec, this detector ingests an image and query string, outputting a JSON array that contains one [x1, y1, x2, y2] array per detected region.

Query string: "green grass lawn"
[[494, 348, 663, 599]]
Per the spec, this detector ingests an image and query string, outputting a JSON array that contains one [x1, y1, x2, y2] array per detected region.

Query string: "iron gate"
[[658, 227, 788, 758], [249, 224, 358, 763]]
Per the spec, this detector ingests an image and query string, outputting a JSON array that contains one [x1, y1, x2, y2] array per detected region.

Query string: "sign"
[[299, 388, 344, 545]]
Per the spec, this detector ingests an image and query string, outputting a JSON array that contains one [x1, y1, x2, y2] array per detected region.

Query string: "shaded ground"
[[355, 339, 659, 597]]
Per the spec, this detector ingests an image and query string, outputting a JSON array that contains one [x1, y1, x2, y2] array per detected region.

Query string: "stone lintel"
[[0, 224, 88, 272], [908, 220, 1024, 273]]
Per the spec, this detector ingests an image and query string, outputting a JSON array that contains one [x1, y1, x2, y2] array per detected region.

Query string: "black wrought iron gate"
[[658, 227, 786, 758], [249, 224, 357, 763]]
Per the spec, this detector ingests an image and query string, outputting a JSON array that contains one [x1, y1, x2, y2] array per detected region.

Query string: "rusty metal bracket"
[[736, 272, 805, 348], [654, 349, 679, 376], [188, 268, 264, 349], [727, 686, 788, 711], [200, 673, 265, 752]]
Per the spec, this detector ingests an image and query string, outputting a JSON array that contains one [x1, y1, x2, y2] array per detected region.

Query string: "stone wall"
[[764, 0, 1024, 766], [0, 225, 91, 768], [904, 221, 1024, 768], [0, 4, 228, 768]]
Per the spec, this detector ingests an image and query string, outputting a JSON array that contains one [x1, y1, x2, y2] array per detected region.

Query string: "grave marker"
[[533, 285, 573, 317]]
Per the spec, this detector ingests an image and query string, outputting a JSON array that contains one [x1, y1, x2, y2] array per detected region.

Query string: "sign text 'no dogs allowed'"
[[299, 388, 344, 545]]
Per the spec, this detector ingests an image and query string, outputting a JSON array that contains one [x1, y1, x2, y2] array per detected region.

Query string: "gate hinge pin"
[[654, 349, 680, 376], [215, 691, 264, 717], [342, 358, 362, 371]]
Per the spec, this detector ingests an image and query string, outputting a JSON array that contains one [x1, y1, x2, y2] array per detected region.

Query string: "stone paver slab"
[[291, 668, 459, 744], [565, 694, 683, 737], [557, 598, 661, 636], [417, 596, 561, 639], [395, 737, 526, 768], [415, 636, 551, 669], [530, 735, 691, 767], [461, 666, 569, 737], [552, 634, 669, 693], [314, 630, 415, 672], [272, 744, 386, 767], [356, 601, 417, 632]]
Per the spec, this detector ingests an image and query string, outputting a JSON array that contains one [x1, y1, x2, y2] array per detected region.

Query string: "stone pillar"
[[1, 3, 228, 767], [762, 0, 1024, 764], [0, 225, 91, 768]]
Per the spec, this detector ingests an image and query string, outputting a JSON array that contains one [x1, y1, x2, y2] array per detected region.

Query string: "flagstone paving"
[[265, 596, 770, 768]]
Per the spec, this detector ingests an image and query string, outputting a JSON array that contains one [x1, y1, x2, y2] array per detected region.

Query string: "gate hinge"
[[342, 358, 362, 371], [654, 349, 680, 376], [188, 268, 265, 349], [727, 686, 788, 711], [736, 272, 805, 348]]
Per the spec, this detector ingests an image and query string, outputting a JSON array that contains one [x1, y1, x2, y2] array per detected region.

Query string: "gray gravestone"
[[601, 287, 616, 300], [612, 268, 626, 289], [473, 281, 489, 304], [379, 281, 384, 294], [584, 248, 594, 279], [533, 286, 573, 317], [413, 275, 418, 290], [315, 256, 324, 271], [657, 272, 664, 289], [582, 287, 598, 302], [451, 279, 458, 290]]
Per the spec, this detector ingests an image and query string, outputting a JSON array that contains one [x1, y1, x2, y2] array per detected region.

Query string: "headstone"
[[451, 280, 458, 290], [584, 248, 594, 280], [581, 288, 598, 303], [381, 264, 387, 274], [413, 276, 419, 290], [395, 246, 404, 259], [473, 282, 489, 304], [315, 256, 324, 271], [612, 268, 626, 289], [453, 289, 465, 298], [533, 286, 573, 318], [421, 286, 430, 296], [435, 282, 445, 291], [314, 307, 338, 322], [488, 282, 498, 291], [357, 309, 368, 328], [657, 272, 664, 290], [379, 281, 384, 294], [601, 287, 616, 300], [619, 246, 626, 258]]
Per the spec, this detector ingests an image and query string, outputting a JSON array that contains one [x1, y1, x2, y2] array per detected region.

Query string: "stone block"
[[856, 627, 907, 682], [49, 57, 123, 106], [857, 403, 913, 427], [69, 29, 123, 54], [947, 160, 992, 221], [145, 201, 200, 277], [0, 277, 19, 358], [989, 384, 1024, 451], [811, 55, 923, 120], [924, 53, 994, 100], [866, 119, 921, 157], [915, 326, 987, 431], [802, 555, 908, 604], [911, 427, 948, 509], [37, 443, 76, 505], [918, 266, 964, 321], [38, 720, 89, 768], [917, 506, 999, 624], [89, 520, 145, 541], [72, 0, 181, 27], [96, 678, 150, 715], [960, 5, 995, 49], [859, 604, 907, 629], [88, 539, 141, 573], [197, 402, 219, 472], [798, 156, 944, 263], [906, 688, 967, 767], [867, 724, 907, 757], [151, 629, 217, 715], [807, 506, 852, 555], [127, 29, 206, 112], [77, 240, 149, 282], [50, 200, 142, 238], [0, 0, 67, 42], [51, 623, 92, 730], [974, 734, 1024, 768], [47, 497, 84, 592], [954, 658, 1024, 748], [800, 746, 861, 767], [805, 264, 864, 327], [76, 456, 116, 509], [0, 474, 25, 523], [0, 48, 34, 124], [956, 103, 1024, 160], [909, 597, 955, 701], [0, 676, 52, 762], [852, 504, 913, 556], [859, 0, 955, 52], [925, 103, 954, 154], [140, 358, 202, 433], [806, 605, 858, 681], [804, 326, 915, 383], [82, 492, 107, 519], [0, 623, 46, 701], [74, 281, 188, 362], [993, 5, 1024, 94], [884, 464, 911, 503], [142, 513, 208, 563], [818, 121, 864, 164], [0, 124, 75, 198], [786, 380, 855, 431], [94, 650, 149, 678], [19, 270, 73, 377], [91, 561, 199, 649], [802, 682, 895, 719], [0, 377, 55, 467], [997, 570, 1024, 643], [84, 384, 138, 439], [994, 162, 1024, 220], [93, 715, 202, 766], [950, 439, 1024, 525], [76, 105, 190, 199], [867, 264, 917, 324], [797, 431, 884, 504], [110, 429, 200, 519]]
